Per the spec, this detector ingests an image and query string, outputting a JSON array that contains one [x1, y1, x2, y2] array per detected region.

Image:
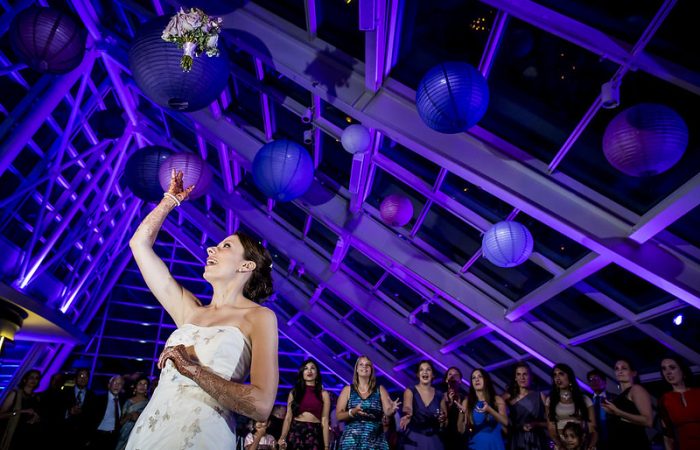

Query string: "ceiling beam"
[[218, 3, 700, 310]]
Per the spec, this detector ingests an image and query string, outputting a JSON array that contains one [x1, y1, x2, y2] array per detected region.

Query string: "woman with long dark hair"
[[336, 356, 401, 450], [126, 170, 279, 449], [278, 358, 330, 449], [503, 362, 548, 450], [399, 360, 443, 450], [601, 359, 652, 450], [116, 376, 150, 450], [545, 364, 596, 450], [658, 356, 700, 450], [457, 368, 508, 450], [0, 369, 42, 450], [440, 366, 468, 450]]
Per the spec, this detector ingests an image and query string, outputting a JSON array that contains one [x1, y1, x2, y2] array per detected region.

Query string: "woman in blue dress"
[[337, 356, 401, 450], [457, 368, 508, 450], [399, 360, 444, 450]]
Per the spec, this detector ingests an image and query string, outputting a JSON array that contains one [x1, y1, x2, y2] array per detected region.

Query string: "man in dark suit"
[[62, 368, 98, 449], [587, 368, 616, 450], [86, 375, 125, 450]]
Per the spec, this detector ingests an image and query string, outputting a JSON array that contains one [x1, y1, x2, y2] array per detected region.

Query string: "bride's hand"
[[158, 344, 201, 379], [167, 169, 195, 203]]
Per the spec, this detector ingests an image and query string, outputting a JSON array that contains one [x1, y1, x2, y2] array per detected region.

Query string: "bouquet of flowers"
[[161, 7, 223, 72]]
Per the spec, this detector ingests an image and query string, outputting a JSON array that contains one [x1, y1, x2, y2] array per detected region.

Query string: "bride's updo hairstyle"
[[236, 232, 274, 303]]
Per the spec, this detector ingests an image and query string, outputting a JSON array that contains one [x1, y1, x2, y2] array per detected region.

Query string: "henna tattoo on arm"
[[161, 344, 266, 420], [132, 200, 177, 246], [194, 369, 263, 420]]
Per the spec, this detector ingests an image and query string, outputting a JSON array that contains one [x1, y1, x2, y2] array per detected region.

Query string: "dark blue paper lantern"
[[158, 153, 213, 199], [124, 146, 175, 202], [602, 103, 688, 177], [482, 221, 533, 268], [416, 62, 489, 133], [252, 140, 314, 201], [379, 194, 414, 227], [129, 17, 230, 112], [9, 6, 86, 74]]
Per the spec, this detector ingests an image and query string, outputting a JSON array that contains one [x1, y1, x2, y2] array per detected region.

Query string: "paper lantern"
[[9, 6, 86, 74], [416, 62, 489, 133], [482, 221, 533, 268], [88, 109, 126, 140], [158, 153, 212, 199], [602, 103, 688, 177], [123, 146, 175, 202], [341, 124, 371, 154], [129, 17, 229, 112], [379, 194, 413, 227], [252, 140, 314, 201]]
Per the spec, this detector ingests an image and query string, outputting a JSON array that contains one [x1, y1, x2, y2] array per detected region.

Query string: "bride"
[[126, 170, 278, 449]]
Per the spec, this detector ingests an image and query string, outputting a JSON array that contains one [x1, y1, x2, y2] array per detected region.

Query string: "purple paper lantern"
[[9, 6, 87, 74], [379, 194, 414, 227], [129, 17, 229, 111], [252, 140, 314, 201], [123, 146, 175, 202], [482, 221, 533, 268], [602, 103, 688, 177], [158, 153, 213, 199], [416, 62, 489, 133], [341, 124, 371, 154]]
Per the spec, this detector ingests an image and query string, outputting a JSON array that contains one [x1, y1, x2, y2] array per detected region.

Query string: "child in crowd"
[[245, 418, 277, 450], [562, 422, 585, 450]]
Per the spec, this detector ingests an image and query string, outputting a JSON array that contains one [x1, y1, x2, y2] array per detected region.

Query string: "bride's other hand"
[[158, 344, 201, 379]]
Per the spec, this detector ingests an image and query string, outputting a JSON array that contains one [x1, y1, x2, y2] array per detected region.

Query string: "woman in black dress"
[[0, 369, 42, 450], [601, 359, 653, 450]]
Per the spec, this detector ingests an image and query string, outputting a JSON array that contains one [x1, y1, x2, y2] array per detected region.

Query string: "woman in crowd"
[[115, 376, 150, 450], [457, 368, 508, 450], [278, 358, 330, 449], [440, 366, 468, 450], [399, 360, 443, 450], [658, 356, 700, 450], [0, 369, 42, 450], [545, 363, 596, 450], [502, 362, 548, 450], [601, 359, 652, 450], [336, 356, 401, 449], [127, 169, 278, 449]]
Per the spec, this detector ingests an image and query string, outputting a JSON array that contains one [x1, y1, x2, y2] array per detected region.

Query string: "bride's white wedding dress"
[[126, 323, 251, 450]]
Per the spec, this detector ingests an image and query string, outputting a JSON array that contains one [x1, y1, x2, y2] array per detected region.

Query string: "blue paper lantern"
[[158, 153, 213, 199], [252, 140, 314, 201], [129, 17, 230, 112], [9, 6, 86, 74], [602, 103, 688, 177], [416, 62, 489, 133], [123, 146, 175, 202], [341, 124, 371, 154], [379, 194, 413, 227], [482, 221, 533, 268]]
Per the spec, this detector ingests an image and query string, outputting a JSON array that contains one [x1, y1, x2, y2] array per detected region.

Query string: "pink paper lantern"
[[379, 194, 413, 227], [158, 153, 212, 199]]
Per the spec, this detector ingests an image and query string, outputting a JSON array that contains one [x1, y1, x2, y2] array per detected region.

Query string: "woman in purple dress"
[[399, 360, 444, 450]]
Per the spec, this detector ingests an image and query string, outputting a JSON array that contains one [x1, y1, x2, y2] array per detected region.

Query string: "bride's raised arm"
[[129, 169, 198, 326]]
